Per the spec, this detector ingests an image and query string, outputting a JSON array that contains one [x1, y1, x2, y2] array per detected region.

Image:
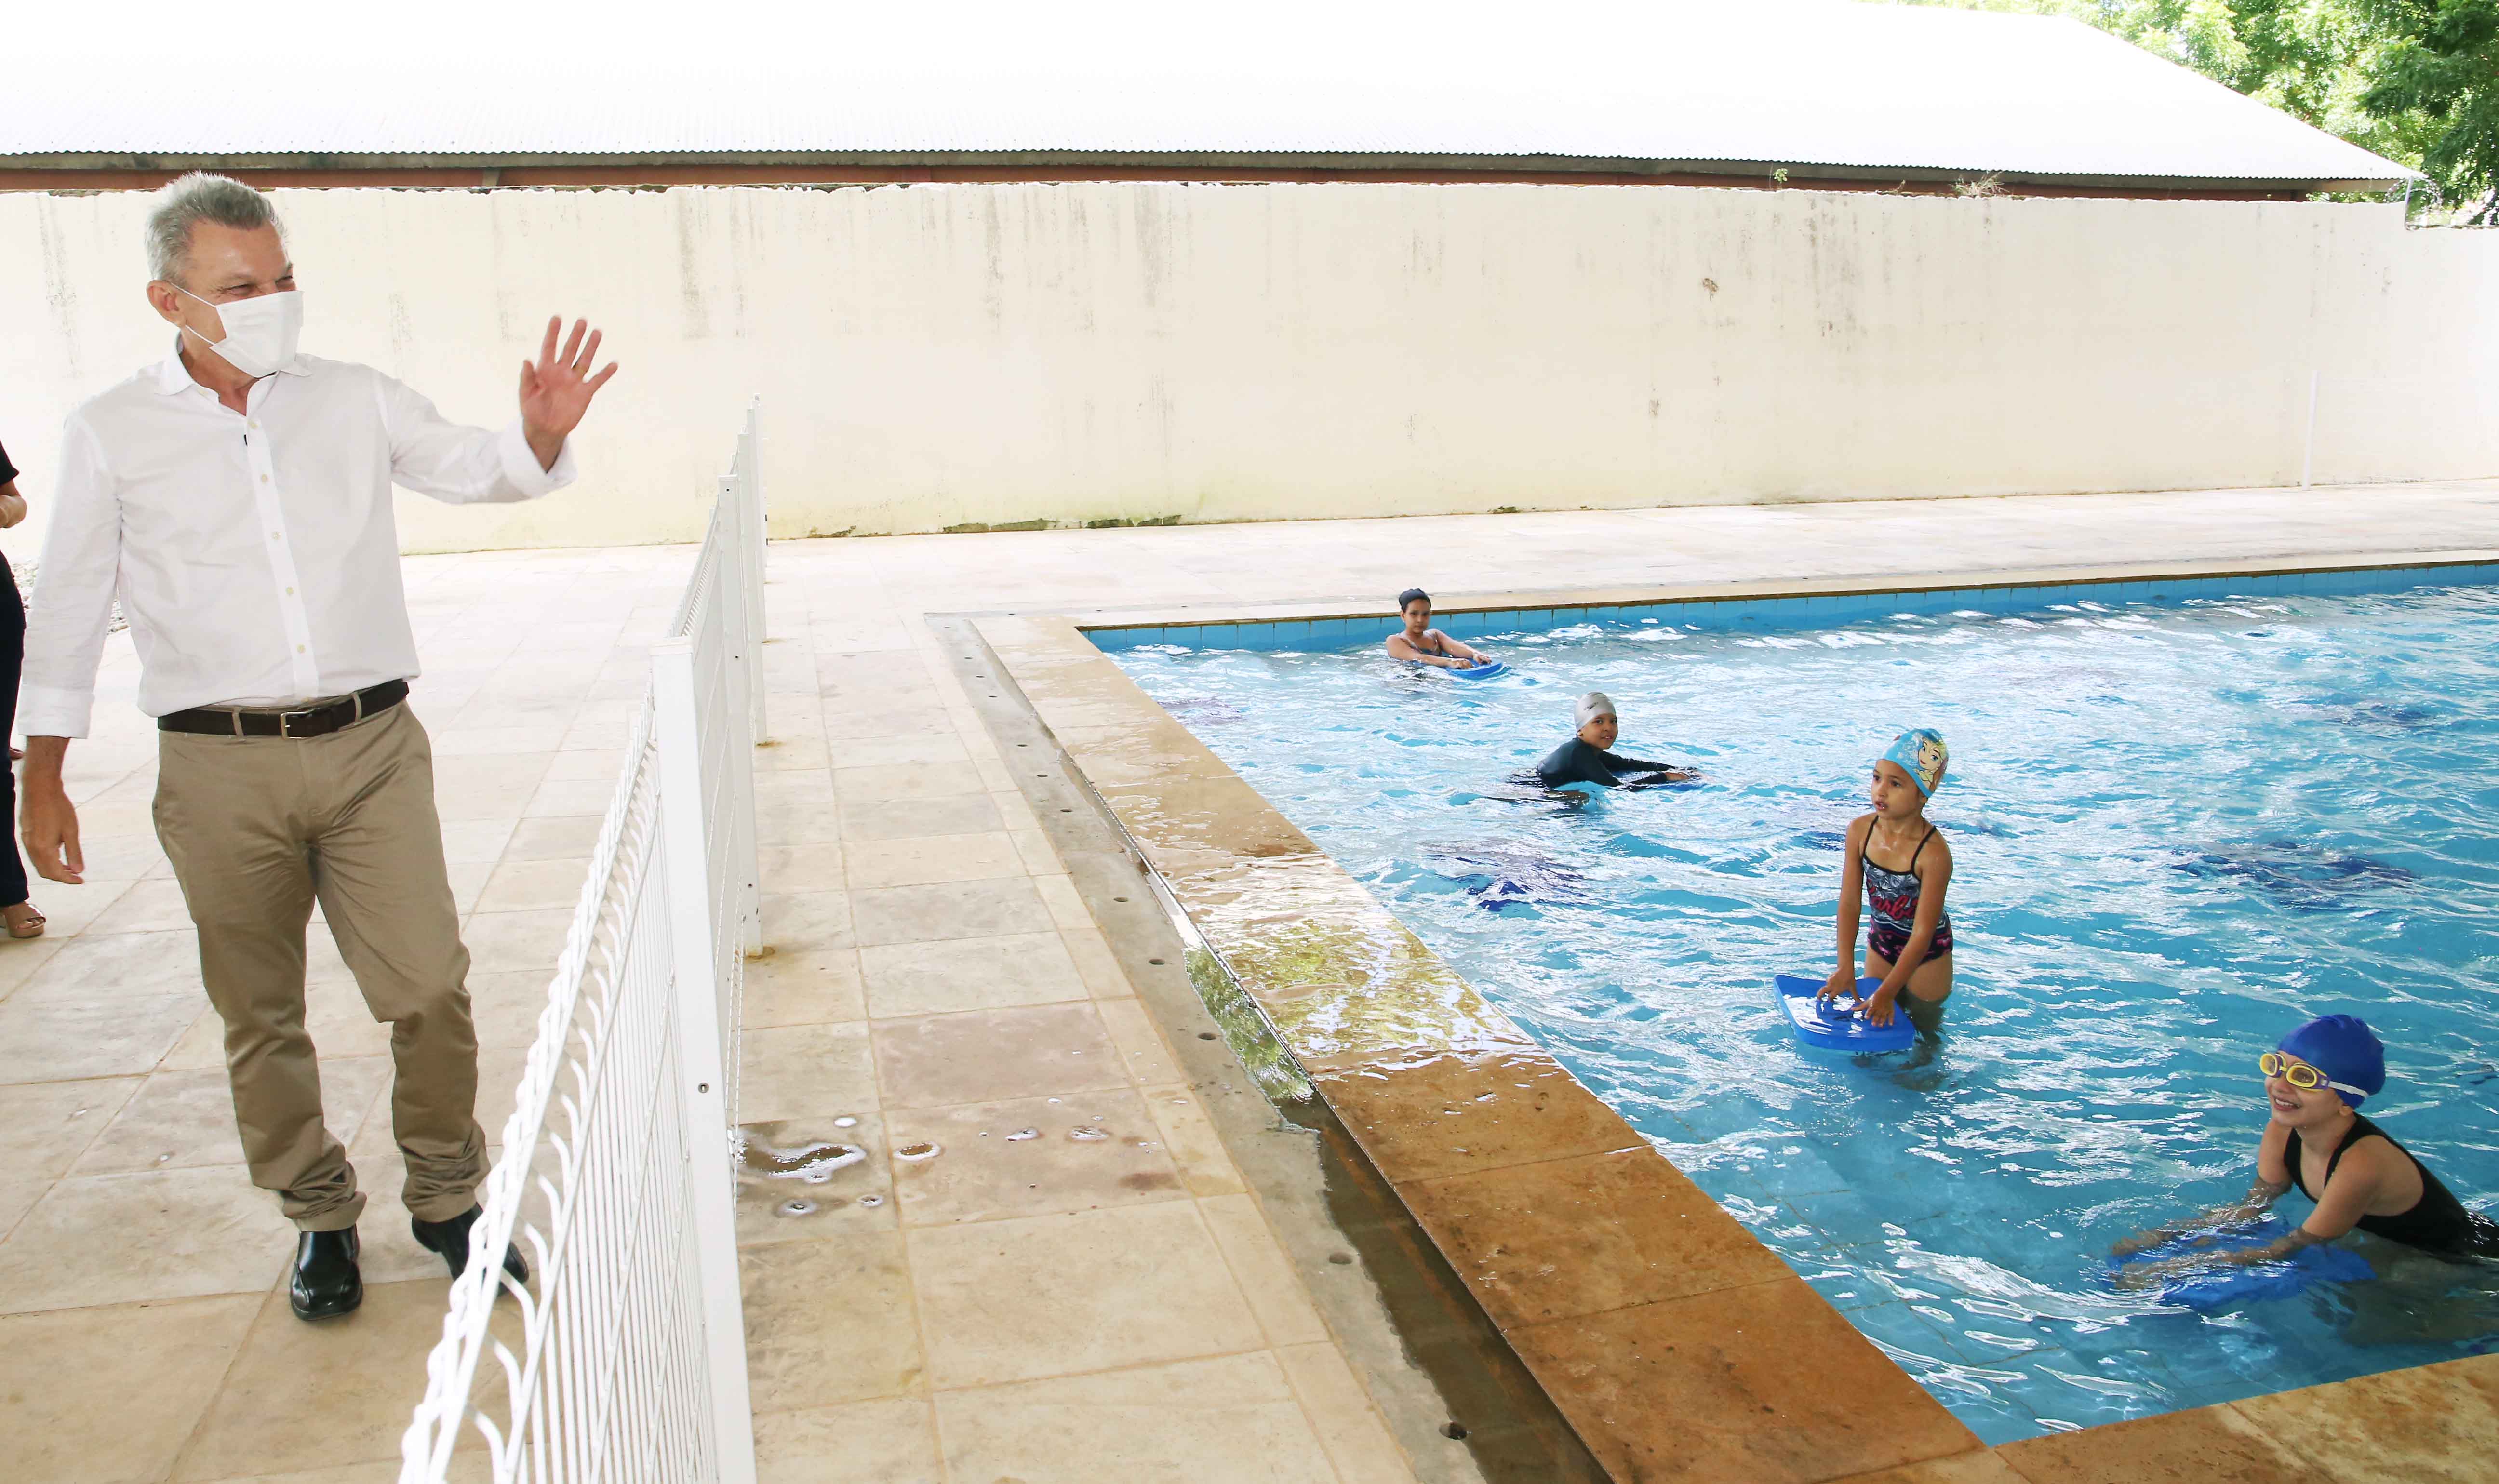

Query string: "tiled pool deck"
[[4, 475, 2499, 1483]]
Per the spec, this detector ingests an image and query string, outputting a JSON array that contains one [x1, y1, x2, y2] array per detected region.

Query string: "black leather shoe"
[[411, 1205, 530, 1287], [290, 1227, 362, 1320]]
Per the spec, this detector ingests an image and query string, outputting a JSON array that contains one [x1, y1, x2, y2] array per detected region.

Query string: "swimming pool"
[[1105, 574, 2499, 1444]]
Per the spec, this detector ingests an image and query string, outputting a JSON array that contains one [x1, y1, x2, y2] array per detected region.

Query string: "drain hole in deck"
[[1442, 1423, 1469, 1441]]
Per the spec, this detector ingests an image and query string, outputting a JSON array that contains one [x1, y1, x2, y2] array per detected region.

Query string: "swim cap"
[[1576, 692, 1617, 729], [1882, 729, 1948, 797], [2276, 1015, 2386, 1107], [1397, 588, 1430, 611]]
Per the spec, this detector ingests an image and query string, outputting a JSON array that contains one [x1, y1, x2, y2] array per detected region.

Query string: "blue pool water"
[[1109, 579, 2499, 1443]]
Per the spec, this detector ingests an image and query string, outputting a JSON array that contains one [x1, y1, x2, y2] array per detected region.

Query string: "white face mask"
[[174, 285, 303, 378]]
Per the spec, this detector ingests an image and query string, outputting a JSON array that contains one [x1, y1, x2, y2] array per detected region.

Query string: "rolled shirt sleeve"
[[19, 419, 126, 739], [377, 372, 577, 504]]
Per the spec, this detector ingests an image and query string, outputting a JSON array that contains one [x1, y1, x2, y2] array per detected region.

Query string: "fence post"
[[742, 399, 768, 740], [652, 637, 759, 1484]]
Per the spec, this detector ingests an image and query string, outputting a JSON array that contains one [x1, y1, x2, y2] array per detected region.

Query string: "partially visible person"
[[1531, 692, 1693, 790], [0, 437, 38, 938], [2113, 1016, 2499, 1285], [18, 173, 616, 1323], [1821, 729, 1954, 1033], [1386, 588, 1493, 670]]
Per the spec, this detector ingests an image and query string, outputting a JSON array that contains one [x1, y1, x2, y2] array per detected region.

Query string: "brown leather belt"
[[158, 680, 409, 739]]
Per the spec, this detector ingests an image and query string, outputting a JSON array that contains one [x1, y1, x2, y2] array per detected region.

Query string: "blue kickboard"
[[2105, 1223, 2374, 1310], [1773, 974, 1919, 1053], [1446, 660, 1507, 680]]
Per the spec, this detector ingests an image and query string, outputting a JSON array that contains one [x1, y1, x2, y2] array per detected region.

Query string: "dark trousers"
[[0, 556, 25, 908]]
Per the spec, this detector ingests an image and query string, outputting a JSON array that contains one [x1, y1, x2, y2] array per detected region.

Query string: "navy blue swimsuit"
[[1863, 824, 1953, 963]]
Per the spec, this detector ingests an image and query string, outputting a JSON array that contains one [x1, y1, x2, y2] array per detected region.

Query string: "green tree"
[[1875, 0, 2497, 221]]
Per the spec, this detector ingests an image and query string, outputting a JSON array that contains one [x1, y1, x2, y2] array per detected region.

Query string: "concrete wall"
[[3, 182, 2494, 560]]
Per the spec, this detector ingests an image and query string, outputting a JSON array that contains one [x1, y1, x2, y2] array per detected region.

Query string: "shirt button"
[[296, 645, 306, 654]]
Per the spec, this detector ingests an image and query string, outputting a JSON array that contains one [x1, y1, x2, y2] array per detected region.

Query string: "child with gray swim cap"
[[1530, 693, 1692, 790]]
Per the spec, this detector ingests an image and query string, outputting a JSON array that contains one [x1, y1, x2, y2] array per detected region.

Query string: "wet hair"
[[146, 172, 283, 286], [1397, 588, 1430, 612]]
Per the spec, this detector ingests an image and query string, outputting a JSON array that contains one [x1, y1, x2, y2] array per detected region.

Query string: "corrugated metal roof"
[[0, 0, 2413, 185]]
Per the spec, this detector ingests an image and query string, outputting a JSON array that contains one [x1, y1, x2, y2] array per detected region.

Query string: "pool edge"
[[975, 555, 2499, 1484]]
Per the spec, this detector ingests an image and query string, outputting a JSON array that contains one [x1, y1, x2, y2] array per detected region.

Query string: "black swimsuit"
[[1532, 738, 1676, 790], [2287, 1112, 2499, 1257]]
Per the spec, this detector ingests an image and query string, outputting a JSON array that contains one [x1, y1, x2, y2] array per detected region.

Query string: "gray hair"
[[145, 172, 283, 285]]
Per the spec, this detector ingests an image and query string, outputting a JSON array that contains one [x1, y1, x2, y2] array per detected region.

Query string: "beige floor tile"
[[87, 878, 200, 935], [933, 1353, 1346, 1484], [840, 794, 1004, 842], [815, 734, 970, 768], [0, 1076, 139, 1181], [436, 818, 520, 868], [545, 747, 626, 781], [736, 1114, 895, 1244], [1276, 1343, 1421, 1484], [0, 990, 202, 1084], [173, 1279, 472, 1481], [1059, 924, 1137, 999], [1142, 1086, 1249, 1198], [834, 762, 988, 808], [499, 814, 603, 861], [884, 1088, 1187, 1228], [742, 1022, 881, 1123], [990, 789, 1043, 832], [520, 776, 618, 818], [745, 948, 868, 1028], [460, 909, 575, 972], [1095, 998, 1184, 1084], [0, 935, 69, 1003], [860, 932, 1088, 1018], [0, 1293, 263, 1484], [851, 878, 1054, 948], [13, 927, 202, 1001], [756, 1397, 943, 1484], [824, 706, 956, 742], [73, 1058, 390, 1177], [433, 725, 570, 757], [740, 1230, 924, 1412], [909, 1201, 1263, 1388], [1030, 873, 1091, 931], [13, 879, 142, 938], [1008, 828, 1063, 876], [760, 842, 847, 894], [0, 1164, 294, 1313], [1200, 1193, 1330, 1347], [844, 832, 1026, 890], [472, 856, 589, 914], [756, 796, 844, 846], [872, 1003, 1128, 1108], [468, 968, 556, 1049], [761, 890, 856, 954]]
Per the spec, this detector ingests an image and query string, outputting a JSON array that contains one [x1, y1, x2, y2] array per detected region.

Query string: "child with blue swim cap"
[[1820, 729, 1955, 1033], [2114, 1014, 2499, 1284]]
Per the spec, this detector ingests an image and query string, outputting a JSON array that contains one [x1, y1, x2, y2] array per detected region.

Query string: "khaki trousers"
[[154, 702, 486, 1231]]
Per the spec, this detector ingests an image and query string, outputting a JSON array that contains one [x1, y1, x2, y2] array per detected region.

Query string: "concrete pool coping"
[[972, 550, 2499, 1484]]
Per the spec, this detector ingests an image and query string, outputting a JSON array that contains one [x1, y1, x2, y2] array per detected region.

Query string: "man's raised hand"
[[519, 317, 619, 471]]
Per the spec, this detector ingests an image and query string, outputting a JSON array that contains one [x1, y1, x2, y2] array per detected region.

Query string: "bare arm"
[[0, 475, 24, 530], [1822, 816, 1868, 999], [1386, 631, 1467, 669], [2110, 1173, 2291, 1258]]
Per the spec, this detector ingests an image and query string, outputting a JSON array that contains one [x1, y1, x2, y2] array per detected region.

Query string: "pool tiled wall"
[[1082, 561, 2499, 654]]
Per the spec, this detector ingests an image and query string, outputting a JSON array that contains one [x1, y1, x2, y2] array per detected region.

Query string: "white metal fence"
[[399, 403, 768, 1484]]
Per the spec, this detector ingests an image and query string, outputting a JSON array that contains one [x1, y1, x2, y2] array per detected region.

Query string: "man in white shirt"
[[18, 173, 618, 1322]]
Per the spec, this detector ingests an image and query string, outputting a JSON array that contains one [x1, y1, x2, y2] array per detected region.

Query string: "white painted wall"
[[2, 182, 2493, 560]]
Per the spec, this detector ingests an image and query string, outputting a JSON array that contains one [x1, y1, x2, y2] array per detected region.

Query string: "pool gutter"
[[971, 555, 2499, 1484]]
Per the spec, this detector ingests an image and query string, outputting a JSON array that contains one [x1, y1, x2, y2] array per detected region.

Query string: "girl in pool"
[[1820, 729, 1954, 1033], [2111, 1015, 2499, 1285], [1385, 588, 1494, 670]]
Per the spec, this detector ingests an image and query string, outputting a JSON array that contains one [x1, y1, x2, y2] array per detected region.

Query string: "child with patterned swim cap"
[[1820, 729, 1955, 1033], [2112, 1014, 2499, 1283]]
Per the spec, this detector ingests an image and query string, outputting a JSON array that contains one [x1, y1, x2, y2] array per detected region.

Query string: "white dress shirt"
[[21, 347, 576, 738]]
